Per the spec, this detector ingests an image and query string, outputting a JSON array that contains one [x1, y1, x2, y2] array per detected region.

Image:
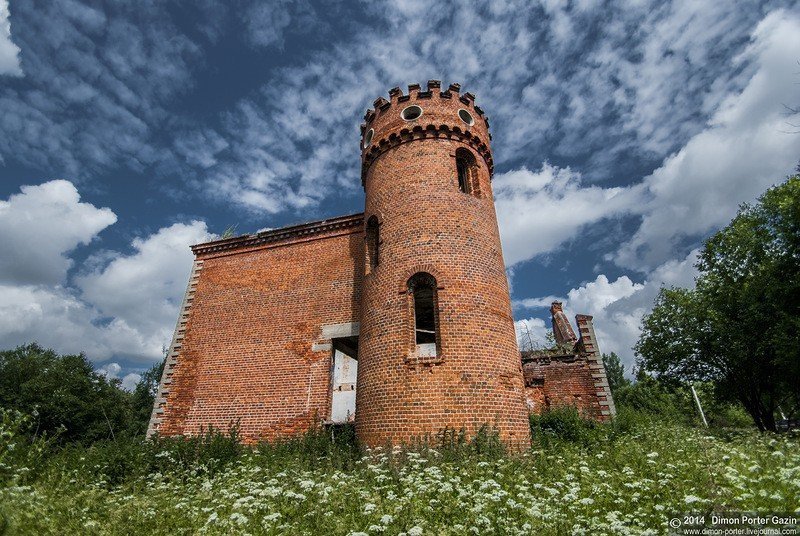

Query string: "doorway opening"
[[330, 336, 358, 423]]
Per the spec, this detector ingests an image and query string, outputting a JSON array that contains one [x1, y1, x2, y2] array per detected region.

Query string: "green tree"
[[129, 358, 165, 435], [601, 352, 630, 395], [0, 344, 133, 443], [636, 176, 800, 431]]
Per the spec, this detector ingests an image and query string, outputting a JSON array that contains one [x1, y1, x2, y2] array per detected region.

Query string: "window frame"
[[406, 272, 442, 364], [455, 148, 480, 198]]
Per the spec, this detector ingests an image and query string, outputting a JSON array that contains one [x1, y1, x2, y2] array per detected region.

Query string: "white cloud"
[[0, 1, 200, 174], [614, 10, 800, 271], [495, 164, 644, 266], [76, 220, 214, 362], [0, 180, 213, 366], [516, 250, 699, 372], [0, 180, 116, 285], [564, 275, 644, 313], [241, 0, 321, 49], [513, 317, 550, 349], [0, 283, 150, 362], [0, 0, 22, 76], [98, 362, 141, 391]]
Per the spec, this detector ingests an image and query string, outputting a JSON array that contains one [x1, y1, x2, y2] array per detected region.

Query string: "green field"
[[1, 409, 798, 535]]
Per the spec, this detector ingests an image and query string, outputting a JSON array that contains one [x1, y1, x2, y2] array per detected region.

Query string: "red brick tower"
[[356, 81, 531, 449]]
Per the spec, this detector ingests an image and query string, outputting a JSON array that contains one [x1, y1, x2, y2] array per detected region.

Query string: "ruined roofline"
[[191, 212, 364, 256], [520, 349, 580, 363]]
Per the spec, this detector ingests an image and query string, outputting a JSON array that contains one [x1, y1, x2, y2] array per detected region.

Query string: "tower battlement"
[[360, 81, 493, 186]]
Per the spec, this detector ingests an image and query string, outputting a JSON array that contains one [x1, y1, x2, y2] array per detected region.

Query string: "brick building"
[[148, 82, 615, 448]]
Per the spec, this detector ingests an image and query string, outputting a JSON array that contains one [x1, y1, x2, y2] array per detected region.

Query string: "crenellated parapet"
[[360, 81, 493, 187]]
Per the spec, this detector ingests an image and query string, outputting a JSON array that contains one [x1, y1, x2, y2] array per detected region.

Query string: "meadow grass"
[[1, 408, 798, 535]]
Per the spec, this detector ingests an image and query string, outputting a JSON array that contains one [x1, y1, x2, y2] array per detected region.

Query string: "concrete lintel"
[[321, 321, 360, 339], [312, 342, 333, 352]]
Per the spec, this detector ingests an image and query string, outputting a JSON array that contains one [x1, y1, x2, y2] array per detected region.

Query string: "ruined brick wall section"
[[147, 259, 203, 437], [153, 218, 364, 443], [356, 82, 531, 449], [575, 315, 616, 419], [523, 359, 603, 419]]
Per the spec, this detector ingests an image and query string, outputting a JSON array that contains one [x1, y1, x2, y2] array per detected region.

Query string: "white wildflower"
[[230, 512, 248, 525]]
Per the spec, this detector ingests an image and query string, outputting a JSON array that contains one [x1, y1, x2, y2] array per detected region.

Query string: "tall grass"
[[1, 407, 798, 535]]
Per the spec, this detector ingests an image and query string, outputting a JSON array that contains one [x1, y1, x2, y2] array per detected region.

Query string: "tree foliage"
[[601, 352, 630, 395], [636, 176, 800, 431], [128, 358, 165, 436], [0, 344, 163, 442]]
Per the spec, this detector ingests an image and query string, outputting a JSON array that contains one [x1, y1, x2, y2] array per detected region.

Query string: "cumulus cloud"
[[515, 250, 700, 371], [495, 164, 644, 266], [98, 362, 141, 391], [513, 317, 550, 349], [0, 283, 150, 362], [614, 10, 800, 271], [0, 0, 21, 76], [76, 220, 214, 361], [0, 180, 212, 366], [0, 180, 116, 285]]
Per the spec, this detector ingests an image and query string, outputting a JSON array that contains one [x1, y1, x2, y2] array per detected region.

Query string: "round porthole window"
[[459, 109, 475, 126], [401, 105, 423, 121], [363, 128, 374, 148]]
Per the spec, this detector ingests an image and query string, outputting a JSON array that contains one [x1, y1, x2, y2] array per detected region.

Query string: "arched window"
[[455, 148, 479, 197], [408, 273, 438, 357], [365, 215, 379, 272]]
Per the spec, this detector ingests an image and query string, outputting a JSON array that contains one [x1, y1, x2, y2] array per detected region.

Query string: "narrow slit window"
[[409, 273, 438, 357], [365, 216, 379, 271], [455, 148, 479, 197], [457, 155, 470, 194]]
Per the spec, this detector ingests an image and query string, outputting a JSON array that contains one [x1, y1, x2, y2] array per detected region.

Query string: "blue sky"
[[1, 0, 798, 389]]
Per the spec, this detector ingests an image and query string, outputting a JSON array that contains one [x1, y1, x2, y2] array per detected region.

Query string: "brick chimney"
[[550, 301, 578, 345]]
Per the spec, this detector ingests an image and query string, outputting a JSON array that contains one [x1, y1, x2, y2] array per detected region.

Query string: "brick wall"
[[522, 356, 604, 419], [151, 215, 364, 443]]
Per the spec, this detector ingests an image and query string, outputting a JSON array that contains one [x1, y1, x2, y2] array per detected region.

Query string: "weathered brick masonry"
[[522, 303, 616, 420], [149, 215, 364, 442], [149, 82, 614, 446]]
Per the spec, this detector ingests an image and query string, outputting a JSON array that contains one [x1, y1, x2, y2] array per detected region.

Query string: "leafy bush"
[[48, 424, 245, 488], [0, 408, 59, 485], [529, 406, 600, 446]]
